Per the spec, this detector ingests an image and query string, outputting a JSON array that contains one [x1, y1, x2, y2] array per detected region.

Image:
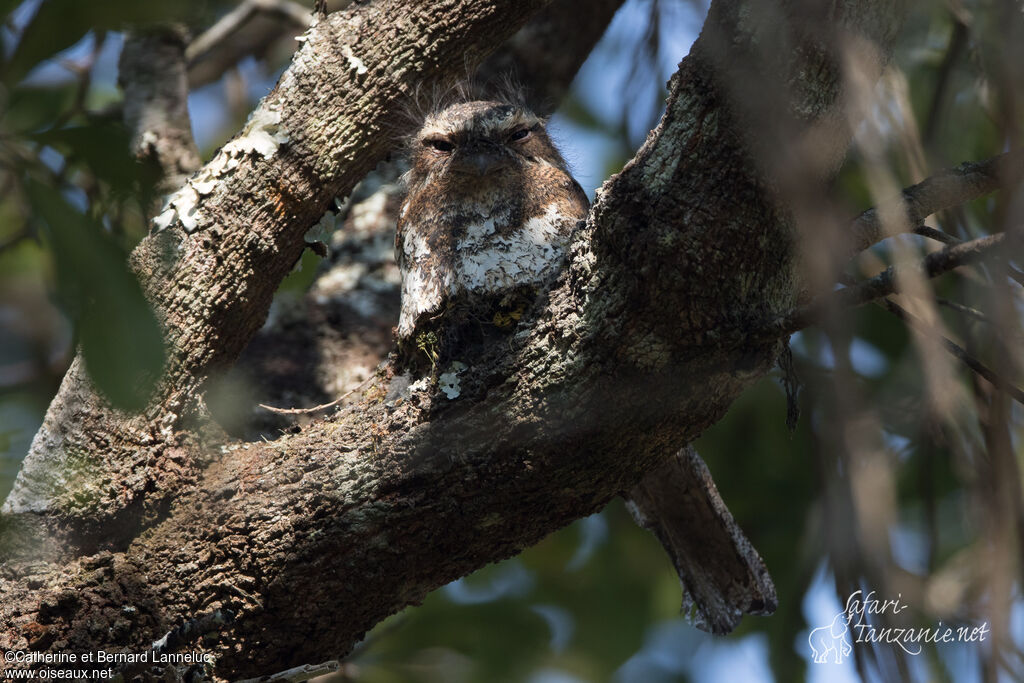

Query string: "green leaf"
[[1, 84, 77, 133], [4, 0, 208, 85], [25, 179, 165, 412], [277, 250, 323, 293], [4, 0, 91, 85], [32, 122, 149, 193]]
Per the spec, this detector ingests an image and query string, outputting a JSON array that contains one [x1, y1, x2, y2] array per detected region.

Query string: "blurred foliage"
[[0, 0, 197, 423], [4, 1, 198, 85], [25, 180, 164, 410], [0, 1, 1023, 682]]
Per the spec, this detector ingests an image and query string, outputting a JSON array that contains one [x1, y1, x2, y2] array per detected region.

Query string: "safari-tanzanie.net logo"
[[808, 590, 990, 664]]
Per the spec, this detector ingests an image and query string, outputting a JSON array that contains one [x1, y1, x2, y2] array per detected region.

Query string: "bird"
[[394, 94, 589, 363], [392, 91, 776, 635]]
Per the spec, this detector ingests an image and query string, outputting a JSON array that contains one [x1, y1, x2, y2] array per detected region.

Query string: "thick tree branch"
[[120, 26, 202, 200], [475, 0, 625, 113]]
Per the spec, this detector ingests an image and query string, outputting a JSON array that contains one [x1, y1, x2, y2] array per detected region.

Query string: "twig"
[[186, 2, 260, 64], [877, 297, 1024, 406], [233, 660, 340, 683], [252, 0, 314, 27], [912, 223, 1024, 287], [51, 31, 106, 130], [935, 297, 991, 324], [186, 0, 312, 65], [922, 15, 968, 146], [913, 224, 960, 246], [258, 375, 374, 414], [770, 233, 1011, 336], [850, 149, 1024, 253]]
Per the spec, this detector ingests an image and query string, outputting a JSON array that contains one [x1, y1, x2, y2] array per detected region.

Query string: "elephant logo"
[[808, 611, 853, 664]]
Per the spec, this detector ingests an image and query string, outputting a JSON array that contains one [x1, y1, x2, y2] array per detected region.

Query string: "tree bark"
[[0, 0, 906, 679], [120, 26, 202, 196], [2, 0, 555, 534]]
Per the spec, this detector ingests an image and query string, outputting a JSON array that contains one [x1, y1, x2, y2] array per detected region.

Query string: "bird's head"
[[405, 100, 568, 194]]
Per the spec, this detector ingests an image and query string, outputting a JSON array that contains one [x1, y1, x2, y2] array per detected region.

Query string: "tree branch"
[[912, 224, 1024, 286], [913, 224, 960, 246], [626, 447, 777, 634], [119, 25, 202, 198], [877, 296, 1024, 406], [185, 0, 314, 75], [936, 297, 992, 325], [849, 149, 1024, 253], [771, 233, 1012, 336], [3, 0, 557, 527], [475, 0, 626, 113]]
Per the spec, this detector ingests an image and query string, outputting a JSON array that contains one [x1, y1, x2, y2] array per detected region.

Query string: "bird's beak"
[[452, 148, 508, 177]]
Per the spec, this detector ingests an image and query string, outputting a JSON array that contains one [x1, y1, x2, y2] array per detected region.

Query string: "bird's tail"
[[625, 445, 777, 635]]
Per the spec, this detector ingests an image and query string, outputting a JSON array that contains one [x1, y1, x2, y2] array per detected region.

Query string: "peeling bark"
[[0, 0, 907, 680]]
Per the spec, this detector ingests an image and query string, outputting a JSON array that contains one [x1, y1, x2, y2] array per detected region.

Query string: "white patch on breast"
[[456, 217, 497, 249], [397, 224, 442, 336], [402, 227, 432, 260], [455, 203, 569, 292], [398, 262, 444, 337], [396, 204, 573, 338]]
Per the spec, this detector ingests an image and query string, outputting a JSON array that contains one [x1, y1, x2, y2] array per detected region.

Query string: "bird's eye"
[[509, 128, 531, 142], [424, 138, 454, 153]]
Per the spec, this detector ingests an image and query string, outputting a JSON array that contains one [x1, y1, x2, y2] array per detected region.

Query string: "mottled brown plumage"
[[396, 98, 589, 346]]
